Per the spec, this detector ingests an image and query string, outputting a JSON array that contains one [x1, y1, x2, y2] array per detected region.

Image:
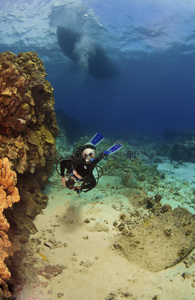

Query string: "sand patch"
[[113, 207, 195, 272]]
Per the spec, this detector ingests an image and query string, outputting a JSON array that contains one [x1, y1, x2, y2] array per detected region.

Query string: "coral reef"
[[0, 51, 59, 295], [0, 157, 20, 298], [0, 51, 58, 173]]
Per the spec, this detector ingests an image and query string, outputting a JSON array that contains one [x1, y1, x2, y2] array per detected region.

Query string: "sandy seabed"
[[16, 162, 195, 300]]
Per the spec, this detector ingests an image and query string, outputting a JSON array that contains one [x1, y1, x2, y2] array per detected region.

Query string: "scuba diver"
[[58, 133, 123, 194]]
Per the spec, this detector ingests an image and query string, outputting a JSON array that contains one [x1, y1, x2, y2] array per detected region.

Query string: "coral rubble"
[[0, 157, 20, 298], [0, 51, 59, 296]]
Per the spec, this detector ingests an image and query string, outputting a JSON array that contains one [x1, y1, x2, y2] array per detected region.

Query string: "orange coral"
[[0, 157, 20, 284], [0, 157, 20, 209]]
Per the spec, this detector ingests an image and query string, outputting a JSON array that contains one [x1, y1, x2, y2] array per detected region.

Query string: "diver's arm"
[[60, 160, 71, 186], [91, 152, 108, 165], [60, 159, 72, 176]]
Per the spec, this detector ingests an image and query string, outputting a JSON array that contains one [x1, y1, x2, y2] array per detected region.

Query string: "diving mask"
[[82, 148, 96, 162]]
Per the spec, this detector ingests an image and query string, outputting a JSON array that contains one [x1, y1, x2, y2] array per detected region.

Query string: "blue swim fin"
[[88, 133, 104, 146], [103, 142, 123, 156]]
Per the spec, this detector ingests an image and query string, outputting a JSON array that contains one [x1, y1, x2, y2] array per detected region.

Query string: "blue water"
[[1, 0, 195, 138]]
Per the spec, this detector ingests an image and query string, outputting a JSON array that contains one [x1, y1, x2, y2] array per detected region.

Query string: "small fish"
[[44, 243, 52, 249], [37, 252, 47, 261]]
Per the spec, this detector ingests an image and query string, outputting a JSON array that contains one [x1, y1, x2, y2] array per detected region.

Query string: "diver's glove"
[[75, 187, 81, 194], [102, 150, 110, 156], [98, 151, 109, 160]]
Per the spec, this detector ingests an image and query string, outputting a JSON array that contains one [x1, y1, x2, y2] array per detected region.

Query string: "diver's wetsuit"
[[60, 152, 105, 193]]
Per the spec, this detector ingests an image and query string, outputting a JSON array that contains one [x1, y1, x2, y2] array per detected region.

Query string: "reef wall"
[[0, 51, 59, 296]]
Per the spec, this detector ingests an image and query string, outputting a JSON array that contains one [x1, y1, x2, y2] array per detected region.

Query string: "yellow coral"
[[0, 51, 58, 176], [1, 87, 13, 96], [41, 125, 55, 144]]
